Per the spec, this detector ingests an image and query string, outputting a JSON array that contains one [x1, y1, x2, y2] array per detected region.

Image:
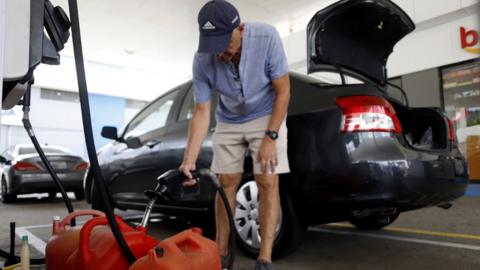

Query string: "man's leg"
[[255, 173, 280, 262], [216, 173, 243, 256]]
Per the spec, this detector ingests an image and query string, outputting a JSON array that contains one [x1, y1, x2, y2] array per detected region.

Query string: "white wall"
[[0, 87, 86, 156], [284, 0, 480, 77], [389, 7, 479, 77], [0, 87, 145, 158], [34, 57, 172, 102]]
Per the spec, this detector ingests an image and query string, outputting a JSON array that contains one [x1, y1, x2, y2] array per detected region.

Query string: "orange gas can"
[[129, 228, 221, 270], [62, 216, 160, 270], [46, 209, 105, 270]]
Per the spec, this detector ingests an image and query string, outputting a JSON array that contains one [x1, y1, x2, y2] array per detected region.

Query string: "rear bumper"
[[11, 172, 84, 194], [288, 131, 469, 222]]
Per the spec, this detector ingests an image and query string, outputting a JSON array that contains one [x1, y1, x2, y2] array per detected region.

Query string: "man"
[[180, 1, 290, 269]]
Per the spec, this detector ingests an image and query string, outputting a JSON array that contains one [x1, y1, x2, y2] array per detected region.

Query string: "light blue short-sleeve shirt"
[[192, 22, 289, 124]]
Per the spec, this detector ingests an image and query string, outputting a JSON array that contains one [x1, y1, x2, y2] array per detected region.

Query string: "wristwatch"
[[265, 130, 279, 140]]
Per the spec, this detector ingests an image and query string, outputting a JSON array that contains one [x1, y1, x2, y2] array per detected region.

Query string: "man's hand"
[[258, 137, 278, 174], [179, 160, 198, 186]]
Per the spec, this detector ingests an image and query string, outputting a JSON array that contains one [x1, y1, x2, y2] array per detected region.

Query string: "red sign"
[[460, 27, 480, 54]]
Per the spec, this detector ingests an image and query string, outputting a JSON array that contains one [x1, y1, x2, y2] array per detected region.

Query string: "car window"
[[18, 146, 66, 155], [179, 88, 194, 121], [308, 71, 364, 85], [124, 90, 179, 139]]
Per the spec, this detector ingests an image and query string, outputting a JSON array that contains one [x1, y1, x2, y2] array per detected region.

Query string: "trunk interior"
[[390, 100, 448, 151]]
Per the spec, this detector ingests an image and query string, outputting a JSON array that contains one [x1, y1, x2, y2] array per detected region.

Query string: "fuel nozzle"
[[140, 170, 199, 229], [145, 170, 199, 202]]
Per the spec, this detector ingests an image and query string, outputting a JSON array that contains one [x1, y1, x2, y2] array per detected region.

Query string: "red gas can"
[[129, 229, 221, 270], [46, 209, 105, 270], [62, 216, 160, 270]]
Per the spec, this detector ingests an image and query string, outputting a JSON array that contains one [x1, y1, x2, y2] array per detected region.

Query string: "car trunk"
[[307, 0, 415, 86], [19, 155, 84, 173], [390, 101, 449, 150]]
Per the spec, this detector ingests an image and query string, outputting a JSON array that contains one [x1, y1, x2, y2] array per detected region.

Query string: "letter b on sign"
[[460, 27, 479, 48]]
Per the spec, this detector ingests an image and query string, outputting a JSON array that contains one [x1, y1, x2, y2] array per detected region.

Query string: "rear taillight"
[[14, 161, 40, 171], [336, 96, 403, 133], [447, 118, 456, 142], [75, 162, 89, 171]]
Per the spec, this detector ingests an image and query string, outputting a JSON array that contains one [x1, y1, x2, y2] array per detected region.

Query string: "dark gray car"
[[0, 144, 87, 202]]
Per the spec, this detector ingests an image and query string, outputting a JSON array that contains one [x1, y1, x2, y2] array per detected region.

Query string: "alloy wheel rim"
[[234, 181, 282, 249]]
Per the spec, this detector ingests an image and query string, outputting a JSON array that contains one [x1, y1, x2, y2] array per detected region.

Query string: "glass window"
[[124, 90, 179, 139], [386, 77, 405, 105], [441, 60, 480, 181], [304, 71, 364, 85], [18, 146, 66, 155], [179, 89, 194, 121]]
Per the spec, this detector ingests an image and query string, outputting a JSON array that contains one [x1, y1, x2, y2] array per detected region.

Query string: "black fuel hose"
[[67, 0, 136, 264], [21, 82, 76, 224], [0, 83, 74, 266], [197, 169, 236, 270]]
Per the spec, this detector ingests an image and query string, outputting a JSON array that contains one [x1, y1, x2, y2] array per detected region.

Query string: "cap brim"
[[198, 32, 232, 54]]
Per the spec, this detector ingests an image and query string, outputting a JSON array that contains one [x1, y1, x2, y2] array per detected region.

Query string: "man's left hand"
[[259, 137, 278, 174]]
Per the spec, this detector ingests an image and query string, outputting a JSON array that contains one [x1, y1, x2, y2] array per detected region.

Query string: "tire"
[[234, 180, 307, 259], [349, 213, 400, 231], [1, 177, 16, 203], [74, 189, 85, 200]]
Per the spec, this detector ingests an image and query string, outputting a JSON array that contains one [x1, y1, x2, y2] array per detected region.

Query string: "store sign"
[[460, 27, 480, 54]]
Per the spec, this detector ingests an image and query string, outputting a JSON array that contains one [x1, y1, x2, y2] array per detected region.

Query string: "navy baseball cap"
[[197, 0, 240, 54]]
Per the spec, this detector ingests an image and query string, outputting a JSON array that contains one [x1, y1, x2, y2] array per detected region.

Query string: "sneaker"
[[254, 260, 274, 270], [221, 254, 229, 269]]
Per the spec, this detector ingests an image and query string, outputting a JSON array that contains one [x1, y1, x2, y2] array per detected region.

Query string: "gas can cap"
[[155, 247, 165, 257]]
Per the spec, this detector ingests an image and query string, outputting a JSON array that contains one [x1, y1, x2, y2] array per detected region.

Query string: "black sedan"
[[0, 144, 88, 202], [84, 0, 468, 259]]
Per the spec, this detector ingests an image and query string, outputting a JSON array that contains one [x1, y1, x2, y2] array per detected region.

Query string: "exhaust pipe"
[[437, 203, 453, 210], [352, 207, 398, 218]]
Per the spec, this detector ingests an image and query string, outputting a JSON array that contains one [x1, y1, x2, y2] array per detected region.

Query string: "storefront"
[[442, 59, 480, 181]]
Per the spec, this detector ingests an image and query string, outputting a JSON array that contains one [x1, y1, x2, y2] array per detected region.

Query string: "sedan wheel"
[[235, 181, 283, 250], [234, 179, 306, 259], [1, 178, 15, 203]]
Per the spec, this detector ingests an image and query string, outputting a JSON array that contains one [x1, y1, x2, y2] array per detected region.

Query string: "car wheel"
[[1, 177, 16, 203], [235, 180, 307, 259], [349, 213, 400, 231], [74, 190, 85, 200]]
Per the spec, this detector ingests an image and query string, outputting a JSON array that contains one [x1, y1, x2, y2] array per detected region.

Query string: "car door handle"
[[145, 140, 161, 148]]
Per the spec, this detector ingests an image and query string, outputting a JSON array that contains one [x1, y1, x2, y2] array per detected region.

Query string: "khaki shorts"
[[210, 115, 290, 175]]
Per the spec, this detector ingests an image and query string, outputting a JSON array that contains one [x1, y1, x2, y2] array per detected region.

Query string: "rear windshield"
[[18, 147, 66, 155]]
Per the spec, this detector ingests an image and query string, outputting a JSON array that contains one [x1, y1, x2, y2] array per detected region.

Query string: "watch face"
[[267, 131, 279, 140]]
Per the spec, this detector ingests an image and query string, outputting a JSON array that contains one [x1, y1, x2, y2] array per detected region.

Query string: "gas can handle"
[[59, 209, 105, 228], [78, 216, 123, 264]]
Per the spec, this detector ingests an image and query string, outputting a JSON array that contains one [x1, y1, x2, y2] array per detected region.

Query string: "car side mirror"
[[101, 126, 119, 141]]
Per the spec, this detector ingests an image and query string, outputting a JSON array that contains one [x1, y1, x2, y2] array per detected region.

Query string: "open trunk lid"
[[307, 0, 415, 86]]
